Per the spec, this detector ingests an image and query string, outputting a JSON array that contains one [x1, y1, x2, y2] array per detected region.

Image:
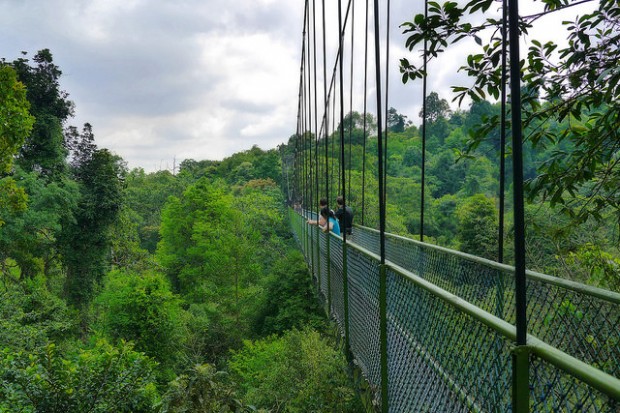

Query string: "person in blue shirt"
[[320, 206, 340, 236]]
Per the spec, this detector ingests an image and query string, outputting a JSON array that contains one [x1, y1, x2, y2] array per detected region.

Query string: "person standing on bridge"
[[319, 206, 340, 236], [307, 198, 332, 230], [335, 195, 353, 235]]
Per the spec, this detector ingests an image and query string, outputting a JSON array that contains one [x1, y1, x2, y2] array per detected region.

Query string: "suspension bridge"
[[285, 0, 620, 412]]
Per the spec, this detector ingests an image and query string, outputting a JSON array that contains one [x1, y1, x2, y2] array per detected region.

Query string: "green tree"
[[0, 167, 79, 279], [125, 168, 185, 253], [228, 329, 362, 412], [61, 149, 126, 306], [401, 0, 620, 224], [0, 340, 159, 412], [10, 49, 74, 179], [0, 65, 34, 226], [419, 91, 451, 124], [162, 364, 262, 413], [387, 107, 410, 133], [253, 250, 325, 336], [456, 194, 498, 260], [95, 269, 186, 376]]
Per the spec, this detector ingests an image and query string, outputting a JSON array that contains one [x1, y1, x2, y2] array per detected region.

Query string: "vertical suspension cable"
[[313, 0, 320, 218], [301, 2, 307, 212], [347, 0, 355, 206], [306, 1, 315, 216], [339, 0, 347, 243], [361, 0, 369, 226], [383, 0, 390, 206], [373, 2, 385, 262], [323, 0, 329, 206], [419, 0, 428, 241], [373, 2, 388, 411], [508, 0, 526, 347], [332, 89, 338, 199], [498, 0, 508, 264]]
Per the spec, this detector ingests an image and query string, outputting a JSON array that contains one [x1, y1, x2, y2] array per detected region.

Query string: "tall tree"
[[0, 65, 34, 226], [10, 49, 74, 178], [401, 0, 620, 224], [61, 149, 126, 306]]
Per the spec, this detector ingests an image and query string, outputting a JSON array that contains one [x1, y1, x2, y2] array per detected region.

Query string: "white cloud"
[[0, 0, 594, 171]]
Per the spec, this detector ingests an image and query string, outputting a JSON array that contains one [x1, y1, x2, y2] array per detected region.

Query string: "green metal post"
[[512, 345, 530, 413], [316, 225, 321, 290], [379, 264, 389, 413], [343, 241, 350, 358], [326, 233, 331, 314]]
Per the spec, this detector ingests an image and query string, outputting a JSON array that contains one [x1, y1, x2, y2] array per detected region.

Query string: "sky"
[[0, 0, 593, 172]]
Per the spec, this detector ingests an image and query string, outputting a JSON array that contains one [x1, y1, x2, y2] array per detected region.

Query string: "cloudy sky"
[[0, 0, 591, 171]]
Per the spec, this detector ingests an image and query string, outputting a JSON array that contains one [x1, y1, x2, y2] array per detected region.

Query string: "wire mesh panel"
[[385, 235, 517, 323], [318, 230, 329, 301], [347, 245, 382, 397], [329, 235, 345, 330], [290, 212, 619, 411], [353, 226, 620, 382], [527, 278, 620, 379], [529, 354, 620, 413], [386, 267, 513, 413]]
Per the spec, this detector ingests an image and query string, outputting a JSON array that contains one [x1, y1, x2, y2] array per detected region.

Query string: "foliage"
[[400, 0, 620, 224], [161, 364, 265, 413], [0, 65, 34, 174], [125, 168, 186, 253], [228, 328, 362, 412], [61, 148, 126, 306], [0, 166, 79, 279], [563, 243, 620, 292], [9, 49, 74, 179], [157, 178, 238, 296], [0, 340, 159, 412], [0, 65, 34, 226], [456, 194, 498, 260], [0, 276, 75, 352], [95, 270, 186, 376], [253, 250, 325, 336]]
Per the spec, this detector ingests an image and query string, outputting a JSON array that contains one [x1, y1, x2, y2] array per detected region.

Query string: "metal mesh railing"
[[352, 225, 620, 379], [290, 210, 620, 412]]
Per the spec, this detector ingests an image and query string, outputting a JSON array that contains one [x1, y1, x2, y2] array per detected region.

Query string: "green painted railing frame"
[[290, 210, 620, 411]]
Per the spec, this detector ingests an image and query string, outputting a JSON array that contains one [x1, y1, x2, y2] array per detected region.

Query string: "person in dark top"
[[334, 195, 353, 235]]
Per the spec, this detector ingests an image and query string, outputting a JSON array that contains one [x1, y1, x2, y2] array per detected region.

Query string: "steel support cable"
[[383, 0, 390, 206], [307, 1, 316, 272], [361, 0, 369, 226], [507, 0, 526, 348], [507, 0, 528, 407], [339, 0, 347, 243], [347, 0, 354, 207], [302, 4, 307, 210], [419, 0, 429, 241], [307, 2, 313, 218], [372, 1, 388, 410], [372, 1, 385, 263], [322, 0, 332, 311], [297, 15, 306, 207], [499, 0, 508, 264], [338, 0, 351, 360], [313, 0, 319, 227]]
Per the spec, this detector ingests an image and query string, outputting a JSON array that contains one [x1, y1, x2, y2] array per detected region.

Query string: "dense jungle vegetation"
[[282, 92, 619, 292], [0, 51, 364, 412], [1, 36, 618, 411]]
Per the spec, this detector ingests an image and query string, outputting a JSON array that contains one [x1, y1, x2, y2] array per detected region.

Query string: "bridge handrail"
[[356, 224, 620, 304], [292, 209, 620, 410]]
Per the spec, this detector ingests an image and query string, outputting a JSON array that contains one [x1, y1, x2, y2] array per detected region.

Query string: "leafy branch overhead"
[[400, 0, 620, 223]]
